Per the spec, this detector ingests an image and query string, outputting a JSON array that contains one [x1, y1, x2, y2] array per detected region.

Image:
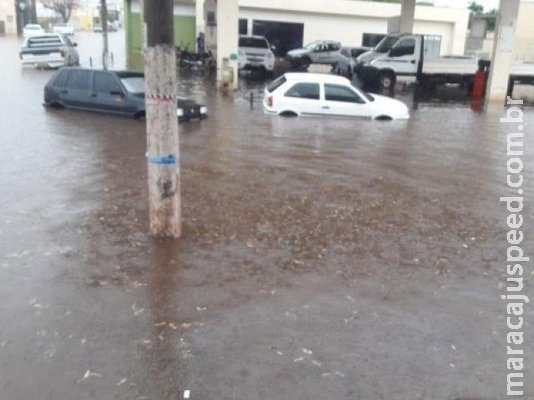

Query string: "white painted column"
[[485, 0, 520, 104], [399, 0, 416, 34], [195, 0, 204, 39], [216, 0, 239, 90]]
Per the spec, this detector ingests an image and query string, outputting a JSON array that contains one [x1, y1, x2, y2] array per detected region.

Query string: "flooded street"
[[1, 33, 533, 400]]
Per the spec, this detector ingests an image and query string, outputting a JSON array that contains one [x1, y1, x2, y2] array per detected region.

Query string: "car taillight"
[[267, 96, 273, 107]]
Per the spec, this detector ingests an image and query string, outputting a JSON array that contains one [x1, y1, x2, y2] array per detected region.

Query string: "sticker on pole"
[[146, 154, 178, 165]]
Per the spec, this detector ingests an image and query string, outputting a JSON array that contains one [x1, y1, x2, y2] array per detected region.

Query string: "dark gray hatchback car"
[[43, 67, 207, 122]]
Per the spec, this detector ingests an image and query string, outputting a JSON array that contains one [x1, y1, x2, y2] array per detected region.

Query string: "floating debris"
[[78, 370, 102, 383]]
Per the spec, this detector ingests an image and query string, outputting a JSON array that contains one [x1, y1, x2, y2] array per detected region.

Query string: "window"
[[375, 35, 400, 53], [65, 69, 91, 90], [239, 19, 248, 35], [315, 43, 327, 52], [391, 38, 416, 56], [120, 77, 145, 94], [94, 72, 122, 93], [327, 43, 339, 51], [27, 36, 62, 48], [267, 76, 286, 93], [324, 84, 364, 103], [53, 70, 69, 88], [63, 35, 74, 47], [285, 83, 320, 100], [206, 11, 216, 27], [362, 33, 386, 48]]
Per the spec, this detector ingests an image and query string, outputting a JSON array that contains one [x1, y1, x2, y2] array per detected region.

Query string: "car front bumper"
[[238, 61, 275, 71], [177, 105, 208, 122]]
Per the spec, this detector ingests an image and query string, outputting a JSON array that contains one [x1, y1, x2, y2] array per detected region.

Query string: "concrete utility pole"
[[144, 0, 181, 238], [100, 0, 109, 70]]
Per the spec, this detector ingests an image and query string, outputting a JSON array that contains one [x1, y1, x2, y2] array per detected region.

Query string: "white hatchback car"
[[263, 73, 409, 120]]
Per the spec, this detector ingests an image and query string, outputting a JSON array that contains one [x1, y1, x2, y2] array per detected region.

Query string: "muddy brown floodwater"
[[0, 34, 533, 400]]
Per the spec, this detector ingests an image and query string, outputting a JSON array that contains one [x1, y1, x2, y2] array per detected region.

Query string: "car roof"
[[57, 67, 144, 78], [27, 33, 63, 38], [282, 73, 350, 85], [310, 40, 341, 44]]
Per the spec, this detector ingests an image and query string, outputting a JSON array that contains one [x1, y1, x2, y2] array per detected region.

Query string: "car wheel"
[[379, 71, 396, 90], [300, 57, 311, 71], [279, 111, 298, 117], [375, 115, 393, 121], [133, 110, 146, 119]]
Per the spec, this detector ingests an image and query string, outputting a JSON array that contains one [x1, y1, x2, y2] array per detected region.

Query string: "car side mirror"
[[72, 43, 77, 47], [271, 45, 276, 52], [110, 90, 124, 97]]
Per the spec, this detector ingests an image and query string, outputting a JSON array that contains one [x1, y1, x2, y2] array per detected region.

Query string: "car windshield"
[[375, 36, 400, 53], [26, 25, 41, 30], [239, 37, 268, 48], [266, 76, 287, 93], [120, 77, 145, 94]]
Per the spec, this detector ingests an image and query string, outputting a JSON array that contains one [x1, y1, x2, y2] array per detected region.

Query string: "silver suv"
[[238, 35, 275, 74], [286, 40, 342, 70]]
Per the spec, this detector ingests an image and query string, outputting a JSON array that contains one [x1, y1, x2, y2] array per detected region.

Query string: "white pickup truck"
[[357, 33, 534, 91]]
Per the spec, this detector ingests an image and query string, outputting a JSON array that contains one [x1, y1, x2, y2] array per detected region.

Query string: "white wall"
[[236, 0, 469, 55]]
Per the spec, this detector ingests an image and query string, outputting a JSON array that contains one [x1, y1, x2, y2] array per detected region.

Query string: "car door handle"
[[91, 93, 97, 98], [322, 106, 330, 109], [60, 90, 67, 94], [410, 60, 416, 64]]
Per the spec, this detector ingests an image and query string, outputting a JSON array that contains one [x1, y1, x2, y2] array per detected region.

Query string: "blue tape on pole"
[[146, 154, 178, 165]]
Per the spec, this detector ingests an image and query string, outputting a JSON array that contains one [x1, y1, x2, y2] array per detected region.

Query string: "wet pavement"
[[1, 33, 533, 400]]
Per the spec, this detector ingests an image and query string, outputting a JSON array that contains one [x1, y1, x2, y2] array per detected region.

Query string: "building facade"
[[0, 0, 17, 35], [124, 0, 470, 70]]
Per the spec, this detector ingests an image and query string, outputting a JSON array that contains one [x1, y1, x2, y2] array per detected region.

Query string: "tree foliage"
[[468, 1, 484, 15], [42, 0, 78, 23]]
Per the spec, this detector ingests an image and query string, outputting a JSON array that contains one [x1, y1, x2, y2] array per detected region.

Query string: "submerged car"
[[263, 73, 409, 120], [43, 68, 207, 122]]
